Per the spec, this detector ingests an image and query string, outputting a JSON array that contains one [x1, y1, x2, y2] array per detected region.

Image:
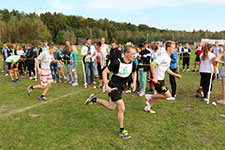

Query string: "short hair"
[[111, 41, 116, 44], [86, 38, 91, 41], [124, 45, 134, 54], [49, 44, 56, 49], [96, 41, 101, 47], [138, 43, 145, 48], [151, 43, 159, 51], [166, 41, 175, 50]]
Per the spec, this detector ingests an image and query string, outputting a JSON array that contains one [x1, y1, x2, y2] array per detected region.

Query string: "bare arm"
[[215, 51, 225, 65], [131, 71, 137, 92], [167, 69, 182, 79], [102, 67, 111, 93], [150, 63, 157, 83]]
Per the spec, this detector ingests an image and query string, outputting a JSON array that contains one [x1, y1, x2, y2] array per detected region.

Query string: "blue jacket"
[[170, 49, 178, 69]]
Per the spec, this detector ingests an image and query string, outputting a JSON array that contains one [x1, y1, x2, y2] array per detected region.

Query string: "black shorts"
[[195, 56, 200, 62], [7, 63, 17, 70], [153, 80, 168, 94], [108, 81, 123, 102]]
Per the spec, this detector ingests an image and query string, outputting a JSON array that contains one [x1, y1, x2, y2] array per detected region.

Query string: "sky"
[[0, 0, 225, 32]]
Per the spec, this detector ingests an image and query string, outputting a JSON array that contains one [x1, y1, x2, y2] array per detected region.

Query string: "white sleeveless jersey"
[[114, 59, 133, 78]]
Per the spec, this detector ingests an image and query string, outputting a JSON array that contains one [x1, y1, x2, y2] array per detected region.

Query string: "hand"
[[176, 74, 182, 79], [130, 83, 136, 92], [105, 86, 112, 93], [38, 68, 42, 75], [153, 77, 158, 83]]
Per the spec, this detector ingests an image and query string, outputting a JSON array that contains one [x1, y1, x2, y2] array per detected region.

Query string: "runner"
[[85, 45, 137, 139], [27, 45, 61, 101], [5, 55, 25, 83], [145, 41, 182, 113]]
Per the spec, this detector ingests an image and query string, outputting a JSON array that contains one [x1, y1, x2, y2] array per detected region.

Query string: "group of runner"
[[1, 39, 225, 139]]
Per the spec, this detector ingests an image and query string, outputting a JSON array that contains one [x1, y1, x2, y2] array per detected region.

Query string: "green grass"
[[0, 48, 225, 150]]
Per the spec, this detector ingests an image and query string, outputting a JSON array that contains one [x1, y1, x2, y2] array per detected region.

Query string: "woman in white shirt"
[[215, 44, 225, 105], [199, 44, 217, 102]]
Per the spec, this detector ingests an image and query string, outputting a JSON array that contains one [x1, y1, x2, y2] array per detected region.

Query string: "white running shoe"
[[166, 97, 176, 101], [5, 73, 8, 76], [139, 91, 145, 97], [203, 98, 208, 102], [217, 100, 225, 105], [144, 105, 156, 113]]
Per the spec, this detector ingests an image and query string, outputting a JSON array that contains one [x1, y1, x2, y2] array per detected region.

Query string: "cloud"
[[83, 0, 225, 12]]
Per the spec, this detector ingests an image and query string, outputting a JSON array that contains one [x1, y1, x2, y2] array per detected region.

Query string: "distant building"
[[201, 39, 225, 45]]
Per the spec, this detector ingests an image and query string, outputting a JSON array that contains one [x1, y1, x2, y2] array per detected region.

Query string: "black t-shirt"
[[183, 47, 191, 57], [108, 58, 136, 85], [109, 48, 122, 61]]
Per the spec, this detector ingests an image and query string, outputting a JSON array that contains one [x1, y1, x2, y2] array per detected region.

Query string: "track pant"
[[85, 62, 94, 83], [169, 68, 177, 97], [27, 60, 35, 77], [200, 72, 215, 98], [183, 57, 190, 69], [65, 63, 74, 81]]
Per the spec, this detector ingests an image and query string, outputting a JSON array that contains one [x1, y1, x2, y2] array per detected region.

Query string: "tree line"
[[0, 9, 225, 45]]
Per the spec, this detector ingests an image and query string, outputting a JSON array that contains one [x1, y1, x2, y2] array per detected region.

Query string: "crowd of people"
[[1, 38, 225, 139]]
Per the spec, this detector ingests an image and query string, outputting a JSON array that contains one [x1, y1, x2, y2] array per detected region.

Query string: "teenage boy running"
[[85, 45, 137, 139], [144, 41, 182, 113], [27, 45, 61, 101]]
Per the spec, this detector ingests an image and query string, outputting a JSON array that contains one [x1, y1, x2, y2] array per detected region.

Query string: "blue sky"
[[1, 0, 225, 32]]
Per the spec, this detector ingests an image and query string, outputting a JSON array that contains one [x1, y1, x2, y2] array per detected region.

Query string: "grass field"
[[0, 47, 225, 150]]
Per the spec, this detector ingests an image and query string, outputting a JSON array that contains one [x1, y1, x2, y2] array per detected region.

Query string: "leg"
[[50, 63, 56, 81], [85, 62, 89, 83], [14, 68, 18, 80], [42, 82, 51, 96], [90, 62, 94, 83], [115, 100, 125, 128], [96, 98, 117, 110], [9, 69, 14, 80], [169, 68, 176, 97], [222, 77, 225, 101]]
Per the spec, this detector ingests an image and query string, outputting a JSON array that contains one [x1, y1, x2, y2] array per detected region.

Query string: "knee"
[[108, 105, 116, 110], [118, 107, 125, 113]]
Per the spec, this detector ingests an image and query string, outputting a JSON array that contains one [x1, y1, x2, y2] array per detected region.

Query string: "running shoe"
[[27, 85, 33, 95], [217, 100, 225, 105], [119, 129, 131, 139], [12, 80, 16, 83], [144, 105, 156, 113], [85, 94, 96, 105], [16, 79, 21, 82], [40, 96, 48, 101], [72, 82, 78, 86], [166, 97, 176, 101]]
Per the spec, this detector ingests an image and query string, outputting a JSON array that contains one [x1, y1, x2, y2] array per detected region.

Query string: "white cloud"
[[83, 0, 225, 12]]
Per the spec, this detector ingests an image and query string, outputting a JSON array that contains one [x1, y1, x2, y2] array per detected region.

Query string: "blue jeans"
[[50, 62, 60, 81], [85, 62, 94, 83]]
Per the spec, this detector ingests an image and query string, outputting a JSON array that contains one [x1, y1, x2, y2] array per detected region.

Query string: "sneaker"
[[203, 98, 208, 102], [68, 81, 73, 84], [27, 85, 33, 95], [196, 93, 201, 97], [217, 100, 225, 105], [72, 82, 78, 86], [53, 80, 57, 83], [92, 81, 96, 85], [84, 83, 88, 88], [29, 77, 33, 80], [5, 73, 8, 76], [12, 80, 16, 83], [144, 106, 156, 113], [186, 69, 189, 72], [64, 80, 70, 83], [85, 94, 96, 105], [139, 91, 145, 97], [119, 129, 131, 139], [16, 79, 21, 83], [125, 88, 131, 93], [40, 96, 48, 101], [166, 97, 175, 101]]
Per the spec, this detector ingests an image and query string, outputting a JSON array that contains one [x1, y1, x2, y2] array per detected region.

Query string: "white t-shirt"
[[101, 44, 109, 55], [38, 50, 54, 70], [81, 45, 96, 62], [153, 52, 171, 80], [16, 50, 24, 56], [199, 52, 215, 73]]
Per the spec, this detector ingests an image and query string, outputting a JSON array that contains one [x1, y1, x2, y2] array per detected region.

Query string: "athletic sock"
[[92, 97, 97, 102], [120, 128, 124, 132]]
